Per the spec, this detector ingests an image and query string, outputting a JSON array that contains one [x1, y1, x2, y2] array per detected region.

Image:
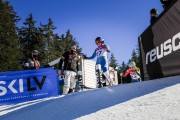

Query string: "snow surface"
[[0, 76, 180, 120]]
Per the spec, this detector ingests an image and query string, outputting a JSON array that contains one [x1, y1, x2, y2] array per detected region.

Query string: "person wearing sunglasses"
[[86, 37, 113, 86], [22, 50, 40, 70]]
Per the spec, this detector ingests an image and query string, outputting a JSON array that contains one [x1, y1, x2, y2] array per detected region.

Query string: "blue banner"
[[0, 68, 59, 105]]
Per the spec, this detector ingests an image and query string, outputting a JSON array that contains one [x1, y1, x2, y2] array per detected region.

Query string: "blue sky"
[[10, 0, 163, 65]]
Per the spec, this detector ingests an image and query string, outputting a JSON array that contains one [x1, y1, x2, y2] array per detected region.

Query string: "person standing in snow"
[[85, 37, 113, 85], [22, 50, 40, 70], [123, 61, 141, 83], [150, 8, 158, 25], [160, 0, 174, 10], [58, 45, 80, 94]]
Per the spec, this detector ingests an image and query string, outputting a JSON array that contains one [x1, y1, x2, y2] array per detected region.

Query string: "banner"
[[139, 0, 180, 80], [0, 68, 59, 105]]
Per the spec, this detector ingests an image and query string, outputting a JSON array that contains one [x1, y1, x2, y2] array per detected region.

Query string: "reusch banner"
[[0, 68, 59, 105], [139, 0, 180, 80]]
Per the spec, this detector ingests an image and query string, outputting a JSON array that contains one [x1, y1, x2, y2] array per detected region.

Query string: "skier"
[[123, 61, 141, 83], [85, 37, 113, 86]]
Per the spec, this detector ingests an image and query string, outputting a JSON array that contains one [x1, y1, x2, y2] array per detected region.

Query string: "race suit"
[[88, 44, 111, 83]]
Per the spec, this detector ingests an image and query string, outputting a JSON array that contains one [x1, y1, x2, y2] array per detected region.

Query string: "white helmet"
[[128, 61, 136, 68], [33, 50, 39, 56]]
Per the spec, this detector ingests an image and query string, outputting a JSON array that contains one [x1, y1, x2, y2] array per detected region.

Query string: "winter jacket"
[[23, 58, 40, 70], [150, 16, 158, 25], [124, 67, 141, 78], [160, 0, 173, 9], [58, 51, 80, 72]]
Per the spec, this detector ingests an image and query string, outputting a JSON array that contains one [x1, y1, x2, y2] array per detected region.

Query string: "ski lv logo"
[[0, 76, 46, 96], [0, 68, 59, 105]]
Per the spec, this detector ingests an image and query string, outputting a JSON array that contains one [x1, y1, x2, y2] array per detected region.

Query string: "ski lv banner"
[[0, 68, 59, 105], [139, 0, 180, 80]]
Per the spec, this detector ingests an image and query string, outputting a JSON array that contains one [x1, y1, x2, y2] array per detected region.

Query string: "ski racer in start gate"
[[85, 37, 114, 85]]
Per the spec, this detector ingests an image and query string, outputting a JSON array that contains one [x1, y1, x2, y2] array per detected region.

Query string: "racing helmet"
[[32, 50, 39, 56], [128, 61, 136, 68], [95, 37, 104, 43]]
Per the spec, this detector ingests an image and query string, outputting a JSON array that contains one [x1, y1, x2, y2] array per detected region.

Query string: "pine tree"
[[131, 49, 138, 64], [0, 0, 22, 71], [59, 30, 82, 55], [39, 18, 58, 63], [119, 61, 127, 73], [109, 53, 118, 69], [136, 41, 141, 68], [18, 13, 44, 59], [130, 43, 141, 68]]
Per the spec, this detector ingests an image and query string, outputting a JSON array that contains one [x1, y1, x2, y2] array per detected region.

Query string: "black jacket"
[[160, 0, 173, 9], [150, 16, 158, 25], [58, 51, 79, 72]]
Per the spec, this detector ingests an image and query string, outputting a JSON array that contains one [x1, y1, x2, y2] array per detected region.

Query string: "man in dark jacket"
[[160, 0, 173, 9], [150, 8, 158, 25], [58, 45, 80, 94]]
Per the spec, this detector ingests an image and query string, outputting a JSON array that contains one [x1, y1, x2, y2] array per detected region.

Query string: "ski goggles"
[[95, 40, 101, 44]]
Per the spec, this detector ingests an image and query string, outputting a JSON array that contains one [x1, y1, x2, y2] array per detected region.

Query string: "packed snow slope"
[[0, 76, 180, 120]]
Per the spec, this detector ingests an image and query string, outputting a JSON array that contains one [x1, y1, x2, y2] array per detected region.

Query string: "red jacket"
[[124, 67, 140, 77]]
